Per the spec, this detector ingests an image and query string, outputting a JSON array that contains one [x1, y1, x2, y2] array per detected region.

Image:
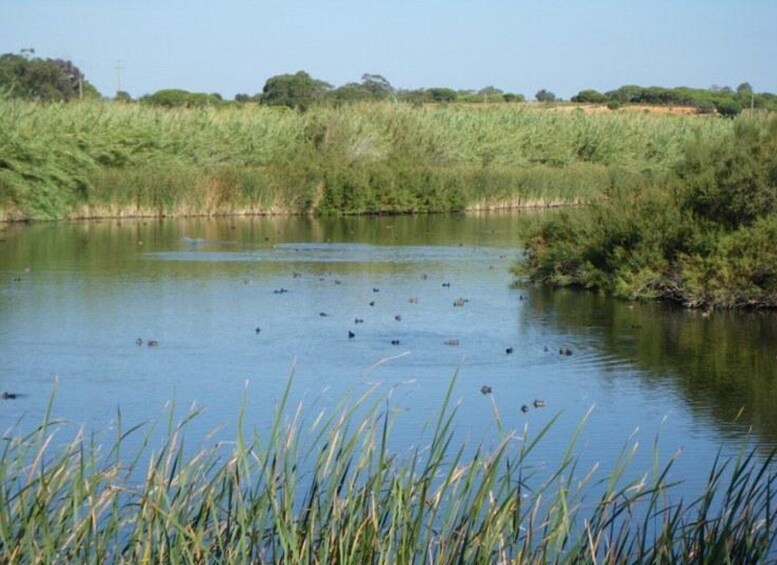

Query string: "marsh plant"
[[516, 115, 777, 310], [0, 99, 732, 220], [0, 377, 775, 563]]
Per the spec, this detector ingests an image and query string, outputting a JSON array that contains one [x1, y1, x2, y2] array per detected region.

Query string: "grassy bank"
[[0, 99, 733, 220], [516, 115, 777, 310], [1, 379, 775, 562]]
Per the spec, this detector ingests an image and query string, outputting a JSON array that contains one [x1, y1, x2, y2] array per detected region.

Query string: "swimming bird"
[[480, 385, 493, 395], [319, 312, 328, 317], [147, 340, 159, 347], [533, 399, 546, 408], [395, 315, 402, 322], [444, 339, 459, 346], [369, 301, 375, 307], [506, 347, 514, 355], [136, 337, 143, 346], [521, 404, 529, 413], [348, 331, 355, 339], [391, 339, 400, 345], [255, 327, 261, 334], [2, 392, 18, 400], [354, 318, 364, 324], [564, 348, 573, 356], [442, 282, 451, 288]]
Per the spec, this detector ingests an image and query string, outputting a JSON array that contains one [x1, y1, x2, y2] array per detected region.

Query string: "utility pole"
[[115, 60, 124, 95]]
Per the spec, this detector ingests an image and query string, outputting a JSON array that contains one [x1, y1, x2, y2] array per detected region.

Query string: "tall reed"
[[0, 99, 734, 220], [0, 376, 774, 562]]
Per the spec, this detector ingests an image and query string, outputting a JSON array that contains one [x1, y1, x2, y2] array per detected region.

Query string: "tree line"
[[2, 50, 775, 115], [570, 83, 775, 116]]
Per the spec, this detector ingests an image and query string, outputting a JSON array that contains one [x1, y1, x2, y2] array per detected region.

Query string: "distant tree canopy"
[[569, 83, 777, 116], [141, 89, 223, 108], [0, 50, 100, 101], [326, 74, 395, 105], [535, 89, 556, 103], [571, 89, 607, 104], [261, 71, 331, 111]]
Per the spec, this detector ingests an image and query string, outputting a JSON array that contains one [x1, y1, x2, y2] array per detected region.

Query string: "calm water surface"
[[1, 214, 776, 496]]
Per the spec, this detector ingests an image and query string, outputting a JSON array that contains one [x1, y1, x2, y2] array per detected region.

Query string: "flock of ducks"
[[117, 271, 578, 417], [260, 273, 576, 416]]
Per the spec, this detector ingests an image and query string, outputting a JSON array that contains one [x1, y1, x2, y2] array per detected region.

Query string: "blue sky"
[[2, 1, 775, 99]]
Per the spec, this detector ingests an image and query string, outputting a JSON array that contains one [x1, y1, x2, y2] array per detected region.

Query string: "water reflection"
[[523, 287, 777, 446]]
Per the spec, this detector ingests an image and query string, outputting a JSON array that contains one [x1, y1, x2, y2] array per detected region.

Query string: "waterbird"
[[395, 315, 402, 322], [319, 312, 328, 317], [354, 318, 364, 324], [533, 399, 546, 408], [2, 392, 18, 400], [442, 282, 451, 288], [521, 404, 529, 413], [255, 327, 261, 334], [348, 331, 355, 339], [564, 348, 573, 356], [506, 347, 514, 355], [136, 337, 143, 346], [369, 301, 375, 307], [373, 288, 380, 293], [444, 339, 459, 346], [480, 385, 493, 395], [147, 340, 159, 347], [391, 339, 400, 345]]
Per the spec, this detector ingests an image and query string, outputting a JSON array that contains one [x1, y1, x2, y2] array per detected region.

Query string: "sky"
[[2, 1, 776, 100]]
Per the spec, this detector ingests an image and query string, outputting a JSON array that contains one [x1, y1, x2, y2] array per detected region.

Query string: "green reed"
[[0, 99, 733, 220], [0, 376, 774, 563]]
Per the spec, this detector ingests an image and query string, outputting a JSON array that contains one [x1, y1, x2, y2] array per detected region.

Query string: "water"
[[1, 213, 776, 499]]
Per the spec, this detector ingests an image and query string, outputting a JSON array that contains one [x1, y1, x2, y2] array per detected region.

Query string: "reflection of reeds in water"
[[1, 376, 774, 562], [0, 99, 733, 220]]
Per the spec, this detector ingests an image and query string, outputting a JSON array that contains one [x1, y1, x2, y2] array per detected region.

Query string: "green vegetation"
[[0, 98, 734, 220], [572, 83, 777, 116], [1, 379, 775, 562], [0, 50, 100, 101], [516, 115, 777, 309]]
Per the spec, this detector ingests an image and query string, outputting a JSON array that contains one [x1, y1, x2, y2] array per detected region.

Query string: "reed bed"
[[1, 377, 774, 563], [0, 99, 733, 220]]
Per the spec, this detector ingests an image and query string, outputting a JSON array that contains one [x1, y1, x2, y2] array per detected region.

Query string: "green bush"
[[518, 115, 777, 309]]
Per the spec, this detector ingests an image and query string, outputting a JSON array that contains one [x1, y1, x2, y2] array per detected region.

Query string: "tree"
[[502, 93, 525, 102], [0, 51, 100, 101], [571, 89, 606, 104], [114, 90, 132, 103], [261, 71, 330, 111], [535, 89, 556, 103], [360, 73, 394, 100], [736, 82, 753, 97], [141, 89, 221, 108], [428, 87, 457, 102]]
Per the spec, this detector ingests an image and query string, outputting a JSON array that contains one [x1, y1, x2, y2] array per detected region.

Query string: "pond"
[[1, 213, 776, 498]]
